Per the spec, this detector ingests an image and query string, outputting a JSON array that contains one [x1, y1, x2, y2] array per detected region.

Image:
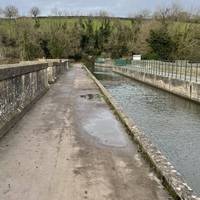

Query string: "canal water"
[[94, 71, 200, 195]]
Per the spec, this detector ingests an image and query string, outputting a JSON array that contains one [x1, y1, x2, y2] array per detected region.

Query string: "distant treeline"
[[0, 5, 199, 63], [1, 15, 199, 24]]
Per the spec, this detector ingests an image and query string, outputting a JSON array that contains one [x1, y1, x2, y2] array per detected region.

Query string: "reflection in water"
[[95, 71, 200, 195]]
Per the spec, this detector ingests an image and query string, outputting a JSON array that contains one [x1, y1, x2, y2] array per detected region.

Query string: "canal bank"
[[113, 66, 200, 104], [85, 65, 200, 200]]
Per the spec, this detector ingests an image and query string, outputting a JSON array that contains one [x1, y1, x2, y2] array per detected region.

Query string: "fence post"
[[150, 60, 151, 74], [160, 61, 162, 75], [144, 60, 145, 72], [176, 62, 178, 79], [196, 63, 198, 83], [149, 60, 150, 74], [168, 61, 170, 77], [146, 60, 148, 73], [157, 60, 159, 75], [162, 61, 164, 76], [185, 62, 187, 81], [142, 60, 144, 72], [146, 60, 147, 73], [156, 61, 158, 75], [156, 61, 158, 74], [148, 60, 150, 74], [180, 60, 182, 80], [162, 61, 164, 75], [190, 62, 192, 82], [145, 60, 146, 73], [164, 61, 166, 76]]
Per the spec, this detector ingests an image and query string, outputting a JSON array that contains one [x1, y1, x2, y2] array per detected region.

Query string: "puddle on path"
[[80, 93, 100, 100], [83, 108, 128, 147]]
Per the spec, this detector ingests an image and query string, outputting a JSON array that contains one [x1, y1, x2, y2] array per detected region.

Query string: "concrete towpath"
[[0, 64, 172, 200]]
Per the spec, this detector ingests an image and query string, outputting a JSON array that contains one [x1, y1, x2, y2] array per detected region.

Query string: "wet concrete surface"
[[82, 106, 128, 147], [0, 64, 171, 200], [95, 71, 200, 196]]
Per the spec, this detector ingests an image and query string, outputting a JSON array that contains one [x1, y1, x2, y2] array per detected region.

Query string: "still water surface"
[[95, 71, 200, 195]]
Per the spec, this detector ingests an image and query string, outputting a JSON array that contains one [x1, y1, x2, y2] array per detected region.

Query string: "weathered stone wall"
[[113, 67, 200, 103], [0, 60, 68, 138], [47, 61, 68, 83]]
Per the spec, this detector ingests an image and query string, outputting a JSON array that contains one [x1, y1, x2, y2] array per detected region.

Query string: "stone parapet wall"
[[0, 60, 68, 138], [47, 61, 68, 83]]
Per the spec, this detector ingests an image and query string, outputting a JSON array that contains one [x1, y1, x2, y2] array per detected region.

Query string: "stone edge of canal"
[[82, 64, 200, 200]]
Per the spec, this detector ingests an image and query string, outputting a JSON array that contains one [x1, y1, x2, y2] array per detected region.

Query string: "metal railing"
[[124, 60, 200, 83]]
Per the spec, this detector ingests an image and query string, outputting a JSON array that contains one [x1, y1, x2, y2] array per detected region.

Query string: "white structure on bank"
[[133, 55, 141, 61]]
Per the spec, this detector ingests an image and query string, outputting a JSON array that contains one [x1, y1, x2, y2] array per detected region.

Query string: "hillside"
[[0, 16, 199, 64]]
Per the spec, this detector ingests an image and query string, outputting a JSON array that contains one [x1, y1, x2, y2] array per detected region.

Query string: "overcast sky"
[[0, 0, 199, 17]]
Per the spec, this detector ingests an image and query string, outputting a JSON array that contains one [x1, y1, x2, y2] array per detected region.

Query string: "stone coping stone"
[[0, 62, 48, 81]]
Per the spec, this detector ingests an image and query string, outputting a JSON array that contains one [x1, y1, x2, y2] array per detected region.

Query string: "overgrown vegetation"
[[0, 4, 199, 64]]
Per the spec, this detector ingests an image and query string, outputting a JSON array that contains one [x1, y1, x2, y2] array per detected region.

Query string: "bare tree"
[[154, 7, 170, 24], [98, 10, 110, 17], [169, 3, 182, 21], [177, 11, 191, 22], [136, 9, 151, 19], [154, 3, 191, 22], [30, 7, 40, 18], [192, 8, 200, 22], [51, 8, 64, 16], [4, 5, 19, 19]]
